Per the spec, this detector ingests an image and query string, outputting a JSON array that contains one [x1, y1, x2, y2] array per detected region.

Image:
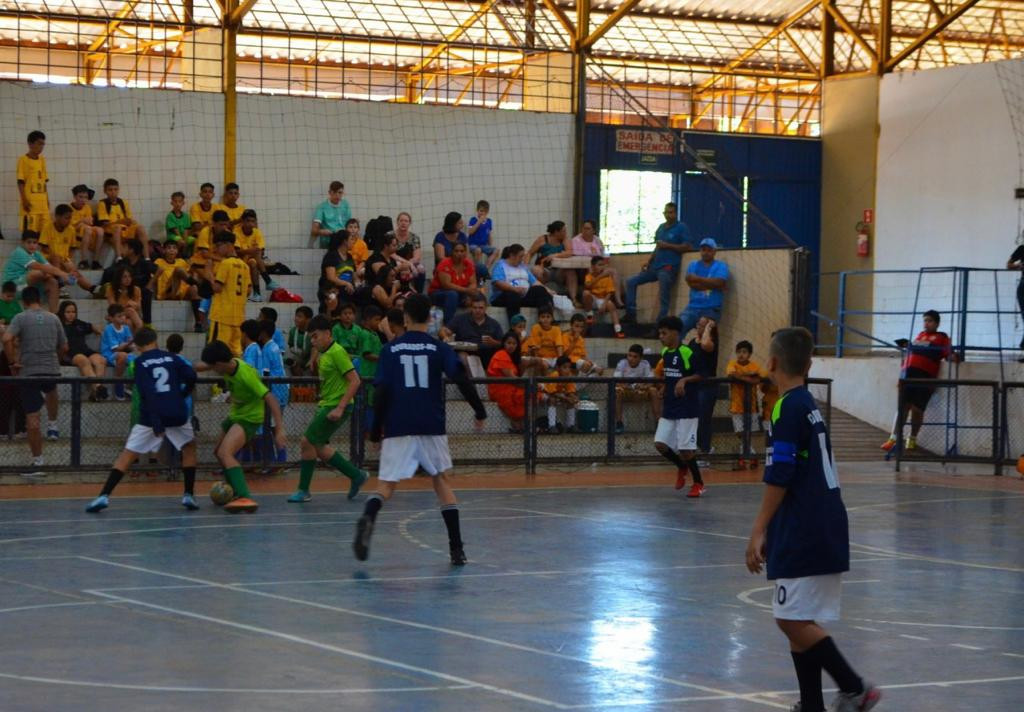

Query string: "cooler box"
[[577, 400, 600, 433]]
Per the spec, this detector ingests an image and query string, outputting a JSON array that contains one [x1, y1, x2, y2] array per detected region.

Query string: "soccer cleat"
[[353, 515, 374, 561], [674, 469, 687, 490], [880, 437, 897, 452], [347, 470, 369, 500], [85, 494, 109, 513], [905, 436, 917, 451], [450, 545, 468, 566], [831, 683, 881, 711], [181, 494, 200, 511], [687, 483, 706, 498], [287, 489, 311, 503], [46, 427, 59, 441], [224, 497, 259, 514]]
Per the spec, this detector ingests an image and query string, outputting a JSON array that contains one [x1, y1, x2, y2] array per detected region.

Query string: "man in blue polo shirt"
[[624, 202, 692, 323], [680, 237, 729, 333]]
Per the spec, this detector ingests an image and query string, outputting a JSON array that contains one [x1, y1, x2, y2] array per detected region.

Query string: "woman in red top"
[[487, 331, 544, 433], [428, 241, 481, 323]]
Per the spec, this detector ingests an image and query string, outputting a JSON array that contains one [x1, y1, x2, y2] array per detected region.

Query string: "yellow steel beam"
[[823, 2, 877, 62], [82, 0, 142, 83], [407, 0, 500, 75], [540, 0, 576, 44], [782, 28, 816, 72], [696, 0, 819, 92], [878, 0, 892, 73], [581, 0, 643, 50], [227, 0, 259, 26], [497, 63, 524, 105], [224, 0, 238, 184], [885, 0, 982, 70]]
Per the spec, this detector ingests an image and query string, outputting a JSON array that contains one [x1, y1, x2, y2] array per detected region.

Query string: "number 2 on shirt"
[[152, 366, 170, 393], [400, 354, 429, 388]]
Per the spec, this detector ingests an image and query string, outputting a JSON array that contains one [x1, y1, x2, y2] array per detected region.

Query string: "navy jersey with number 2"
[[763, 386, 849, 580], [134, 348, 197, 431], [373, 330, 464, 438]]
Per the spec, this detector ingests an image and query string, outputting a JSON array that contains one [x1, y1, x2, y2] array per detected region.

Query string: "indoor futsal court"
[[0, 466, 1021, 711]]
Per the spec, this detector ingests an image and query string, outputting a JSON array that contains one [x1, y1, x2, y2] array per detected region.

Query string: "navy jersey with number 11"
[[763, 386, 849, 580], [134, 348, 198, 430], [373, 330, 464, 438]]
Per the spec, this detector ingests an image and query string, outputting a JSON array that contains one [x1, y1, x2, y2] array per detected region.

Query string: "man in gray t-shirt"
[[2, 286, 66, 475]]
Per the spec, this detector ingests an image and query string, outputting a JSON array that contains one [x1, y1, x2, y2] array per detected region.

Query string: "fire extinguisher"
[[856, 221, 870, 257]]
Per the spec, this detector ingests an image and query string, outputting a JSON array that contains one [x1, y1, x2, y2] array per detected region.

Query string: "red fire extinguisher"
[[856, 221, 870, 257]]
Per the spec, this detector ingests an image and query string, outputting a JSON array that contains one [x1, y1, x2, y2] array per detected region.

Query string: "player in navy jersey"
[[353, 293, 486, 565], [653, 315, 707, 497], [746, 328, 880, 712], [86, 327, 200, 512]]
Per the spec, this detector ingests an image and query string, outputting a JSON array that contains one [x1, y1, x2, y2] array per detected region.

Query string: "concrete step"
[[828, 408, 892, 462]]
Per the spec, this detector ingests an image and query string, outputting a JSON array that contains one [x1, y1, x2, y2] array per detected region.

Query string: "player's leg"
[[654, 418, 689, 489], [86, 427, 148, 511], [18, 384, 46, 472], [216, 421, 259, 512], [614, 385, 626, 431], [113, 352, 129, 400], [166, 424, 200, 510], [354, 480, 397, 562], [432, 472, 467, 565], [777, 619, 828, 712], [678, 416, 705, 496], [43, 384, 59, 440]]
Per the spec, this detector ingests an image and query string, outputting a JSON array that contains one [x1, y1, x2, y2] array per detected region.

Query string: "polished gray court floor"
[[0, 478, 1021, 711]]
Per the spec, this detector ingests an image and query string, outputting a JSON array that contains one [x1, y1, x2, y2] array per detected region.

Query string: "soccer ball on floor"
[[209, 481, 234, 506]]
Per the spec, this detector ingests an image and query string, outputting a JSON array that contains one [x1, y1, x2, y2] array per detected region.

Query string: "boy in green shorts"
[[288, 315, 368, 503], [200, 339, 286, 513]]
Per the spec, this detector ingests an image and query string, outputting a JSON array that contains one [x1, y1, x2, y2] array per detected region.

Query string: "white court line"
[[751, 674, 1024, 699], [0, 514, 546, 546], [849, 542, 1024, 574], [0, 671, 472, 695], [1002, 652, 1024, 659], [897, 634, 930, 642], [949, 643, 986, 651], [847, 494, 1024, 511], [852, 618, 1024, 632], [0, 601, 99, 615], [85, 589, 567, 709], [79, 557, 791, 710]]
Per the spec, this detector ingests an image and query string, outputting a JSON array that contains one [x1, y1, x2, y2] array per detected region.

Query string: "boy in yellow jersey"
[[220, 182, 246, 227], [726, 340, 764, 468], [199, 339, 286, 514], [17, 131, 49, 233], [562, 312, 599, 375], [233, 209, 278, 302], [39, 205, 96, 296], [583, 256, 623, 337], [97, 178, 149, 259], [189, 210, 230, 333], [189, 182, 219, 232], [154, 241, 198, 301], [207, 231, 251, 355], [69, 185, 104, 269], [524, 304, 564, 372]]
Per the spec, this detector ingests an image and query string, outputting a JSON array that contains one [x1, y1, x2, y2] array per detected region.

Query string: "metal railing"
[[0, 375, 833, 477]]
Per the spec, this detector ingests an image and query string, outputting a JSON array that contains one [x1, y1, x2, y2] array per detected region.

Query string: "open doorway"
[[598, 169, 674, 254]]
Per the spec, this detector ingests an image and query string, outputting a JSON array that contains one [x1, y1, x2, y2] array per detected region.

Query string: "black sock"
[[657, 447, 688, 470], [791, 650, 825, 711], [806, 637, 863, 695], [100, 468, 125, 496], [182, 467, 196, 496], [363, 494, 383, 522], [261, 271, 272, 287], [252, 283, 261, 295], [441, 505, 462, 548], [688, 457, 704, 485]]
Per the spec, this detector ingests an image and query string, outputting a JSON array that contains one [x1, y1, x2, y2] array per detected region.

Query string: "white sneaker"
[[22, 457, 45, 479]]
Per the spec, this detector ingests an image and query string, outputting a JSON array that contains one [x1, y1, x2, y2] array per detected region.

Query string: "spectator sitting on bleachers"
[[220, 182, 245, 227], [527, 221, 578, 305], [347, 218, 370, 275], [388, 211, 425, 291], [680, 238, 729, 333], [330, 301, 367, 359], [563, 312, 598, 375], [40, 204, 96, 297], [380, 306, 405, 342], [189, 182, 218, 234], [365, 233, 399, 287], [541, 355, 579, 434], [613, 343, 659, 434], [487, 330, 545, 434], [58, 300, 109, 401], [368, 264, 402, 311], [440, 293, 503, 369], [100, 303, 134, 400], [69, 184, 104, 269], [165, 191, 195, 257], [467, 200, 499, 273], [490, 243, 554, 320], [319, 230, 356, 313], [310, 180, 351, 249], [2, 230, 70, 312], [189, 210, 230, 330], [97, 178, 150, 259], [153, 240, 198, 303], [105, 264, 144, 331], [101, 239, 156, 326], [234, 209, 278, 302], [582, 255, 622, 338], [429, 241, 481, 324], [524, 304, 563, 370]]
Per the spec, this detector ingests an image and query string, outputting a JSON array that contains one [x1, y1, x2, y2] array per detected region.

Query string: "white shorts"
[[772, 574, 842, 621], [124, 423, 194, 454], [379, 435, 453, 482], [654, 417, 698, 451], [592, 297, 606, 311], [731, 414, 760, 433]]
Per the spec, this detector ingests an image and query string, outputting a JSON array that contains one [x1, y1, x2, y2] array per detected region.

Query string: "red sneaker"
[[880, 437, 897, 452], [686, 483, 706, 498], [224, 497, 259, 514], [674, 469, 687, 490]]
